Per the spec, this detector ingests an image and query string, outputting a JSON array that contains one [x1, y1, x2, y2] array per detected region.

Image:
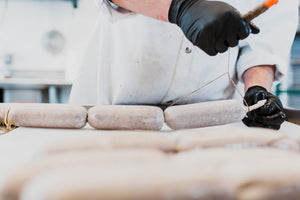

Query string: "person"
[[69, 0, 298, 130]]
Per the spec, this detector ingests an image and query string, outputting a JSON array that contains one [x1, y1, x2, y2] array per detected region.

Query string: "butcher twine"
[[4, 107, 14, 131], [167, 48, 250, 111]]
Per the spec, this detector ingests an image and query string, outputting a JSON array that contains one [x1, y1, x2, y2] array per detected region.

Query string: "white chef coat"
[[69, 0, 298, 106]]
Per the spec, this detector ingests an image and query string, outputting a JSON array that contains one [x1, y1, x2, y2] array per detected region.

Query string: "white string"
[[168, 72, 228, 107], [3, 107, 14, 131], [159, 36, 185, 105], [168, 48, 250, 111]]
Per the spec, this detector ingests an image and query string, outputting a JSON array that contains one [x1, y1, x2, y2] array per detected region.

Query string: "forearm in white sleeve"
[[236, 0, 299, 83]]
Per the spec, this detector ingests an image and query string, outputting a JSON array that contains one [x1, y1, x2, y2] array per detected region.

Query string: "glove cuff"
[[246, 85, 267, 94], [168, 0, 183, 23], [168, 0, 203, 24]]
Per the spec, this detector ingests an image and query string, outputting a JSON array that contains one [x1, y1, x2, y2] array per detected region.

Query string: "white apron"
[[69, 0, 298, 105]]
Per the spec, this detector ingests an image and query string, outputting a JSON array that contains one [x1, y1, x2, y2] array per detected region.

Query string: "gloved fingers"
[[215, 43, 228, 53], [242, 115, 283, 130], [214, 14, 250, 53], [225, 18, 245, 47], [197, 25, 218, 56], [246, 110, 286, 126], [268, 93, 284, 107], [254, 100, 283, 116], [205, 49, 218, 56], [244, 86, 268, 105], [226, 11, 250, 40], [245, 90, 267, 106], [255, 111, 286, 126], [253, 90, 267, 101], [226, 34, 239, 47], [237, 20, 250, 40], [242, 117, 266, 128], [215, 36, 229, 53], [269, 125, 281, 130], [200, 40, 218, 56], [249, 22, 260, 34], [214, 18, 229, 53], [243, 86, 285, 130]]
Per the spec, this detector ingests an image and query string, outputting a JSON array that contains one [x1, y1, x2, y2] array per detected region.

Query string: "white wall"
[[65, 0, 99, 82], [0, 0, 98, 78]]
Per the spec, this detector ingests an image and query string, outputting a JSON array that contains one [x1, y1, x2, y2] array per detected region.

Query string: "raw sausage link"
[[164, 99, 247, 130], [88, 105, 164, 130], [7, 103, 87, 129]]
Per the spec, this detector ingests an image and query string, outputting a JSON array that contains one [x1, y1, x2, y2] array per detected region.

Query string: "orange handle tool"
[[243, 0, 279, 22]]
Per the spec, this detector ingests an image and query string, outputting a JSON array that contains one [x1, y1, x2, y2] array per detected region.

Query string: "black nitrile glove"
[[168, 0, 259, 56], [242, 86, 286, 130]]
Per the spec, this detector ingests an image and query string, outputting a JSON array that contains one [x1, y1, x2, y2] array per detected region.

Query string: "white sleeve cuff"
[[236, 45, 289, 84]]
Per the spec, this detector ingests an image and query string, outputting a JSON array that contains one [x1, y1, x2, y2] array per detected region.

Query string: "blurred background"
[[0, 0, 97, 103], [0, 0, 299, 109]]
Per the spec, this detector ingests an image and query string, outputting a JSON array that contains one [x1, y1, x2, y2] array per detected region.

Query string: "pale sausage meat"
[[5, 103, 87, 129], [164, 99, 247, 130], [88, 105, 164, 130]]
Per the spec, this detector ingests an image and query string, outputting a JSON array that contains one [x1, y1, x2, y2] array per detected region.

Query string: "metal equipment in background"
[[63, 0, 78, 8], [276, 33, 300, 110]]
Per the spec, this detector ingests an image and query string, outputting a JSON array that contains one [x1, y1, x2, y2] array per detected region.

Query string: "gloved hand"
[[168, 0, 259, 56], [242, 86, 286, 130]]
